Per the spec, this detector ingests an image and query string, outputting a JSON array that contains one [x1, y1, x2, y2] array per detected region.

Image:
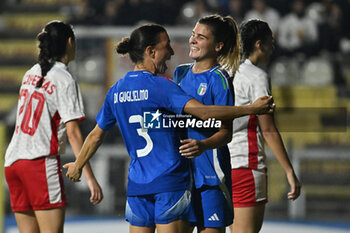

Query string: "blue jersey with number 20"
[[96, 71, 193, 196]]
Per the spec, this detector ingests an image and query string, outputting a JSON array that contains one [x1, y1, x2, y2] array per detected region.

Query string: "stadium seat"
[[300, 57, 334, 86], [2, 13, 67, 32], [22, 0, 81, 4], [269, 57, 301, 86], [0, 40, 37, 57], [272, 86, 337, 108], [0, 94, 18, 114], [75, 56, 105, 83], [0, 66, 29, 86]]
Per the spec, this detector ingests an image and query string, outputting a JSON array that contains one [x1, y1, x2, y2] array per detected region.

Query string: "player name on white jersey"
[[23, 74, 56, 95]]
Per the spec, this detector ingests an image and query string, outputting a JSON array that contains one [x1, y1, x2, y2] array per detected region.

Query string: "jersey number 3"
[[18, 89, 45, 136], [129, 115, 153, 157]]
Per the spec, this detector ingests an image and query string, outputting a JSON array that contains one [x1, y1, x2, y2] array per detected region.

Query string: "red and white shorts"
[[5, 156, 66, 212], [231, 168, 268, 208]]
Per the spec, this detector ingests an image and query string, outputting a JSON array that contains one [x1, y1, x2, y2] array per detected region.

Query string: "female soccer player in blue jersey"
[[63, 24, 274, 233], [173, 14, 240, 233]]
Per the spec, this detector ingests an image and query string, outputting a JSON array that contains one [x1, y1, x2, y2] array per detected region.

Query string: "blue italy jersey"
[[174, 64, 234, 188], [96, 71, 193, 196]]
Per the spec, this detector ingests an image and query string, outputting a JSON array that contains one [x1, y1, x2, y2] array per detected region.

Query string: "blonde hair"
[[199, 14, 241, 75]]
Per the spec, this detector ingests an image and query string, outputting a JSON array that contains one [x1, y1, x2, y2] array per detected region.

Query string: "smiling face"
[[153, 31, 174, 75], [189, 23, 219, 62]]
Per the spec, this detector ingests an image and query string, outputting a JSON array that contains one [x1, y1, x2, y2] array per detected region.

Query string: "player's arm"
[[258, 113, 301, 200], [183, 96, 274, 120], [64, 124, 107, 183], [179, 120, 232, 158], [65, 120, 104, 205]]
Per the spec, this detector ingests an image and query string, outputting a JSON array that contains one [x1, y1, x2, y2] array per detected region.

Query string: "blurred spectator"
[[177, 0, 214, 26], [127, 0, 183, 25], [135, 0, 162, 24], [216, 0, 229, 12], [317, 0, 343, 53], [101, 0, 125, 25], [244, 0, 280, 35], [227, 0, 246, 24], [205, 0, 227, 14], [112, 0, 141, 25], [0, 0, 3, 13], [339, 0, 350, 54], [158, 0, 186, 25], [340, 0, 350, 40], [317, 0, 346, 86], [69, 0, 101, 25], [268, 0, 292, 16], [278, 0, 318, 57], [70, 0, 185, 26]]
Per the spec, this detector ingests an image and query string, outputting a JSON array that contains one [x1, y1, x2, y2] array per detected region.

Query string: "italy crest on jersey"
[[197, 83, 207, 96]]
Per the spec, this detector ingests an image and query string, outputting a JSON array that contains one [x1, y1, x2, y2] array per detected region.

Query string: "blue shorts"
[[193, 185, 233, 227], [125, 189, 196, 227]]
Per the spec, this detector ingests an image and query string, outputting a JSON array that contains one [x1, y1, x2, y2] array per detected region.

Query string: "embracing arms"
[[183, 96, 274, 121]]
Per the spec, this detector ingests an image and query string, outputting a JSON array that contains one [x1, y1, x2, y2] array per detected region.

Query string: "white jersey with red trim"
[[228, 59, 271, 169], [5, 62, 85, 167]]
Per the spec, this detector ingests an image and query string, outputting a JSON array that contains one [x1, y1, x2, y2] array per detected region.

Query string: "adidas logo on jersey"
[[208, 213, 220, 221]]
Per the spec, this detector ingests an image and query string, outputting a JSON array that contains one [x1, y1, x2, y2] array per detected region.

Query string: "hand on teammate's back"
[[179, 139, 205, 159], [252, 96, 275, 115]]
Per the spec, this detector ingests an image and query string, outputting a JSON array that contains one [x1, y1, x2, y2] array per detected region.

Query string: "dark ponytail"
[[36, 20, 75, 88], [116, 37, 131, 55], [115, 24, 166, 64], [37, 31, 54, 87]]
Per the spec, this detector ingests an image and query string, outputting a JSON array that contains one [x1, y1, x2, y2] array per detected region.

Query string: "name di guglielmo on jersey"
[[113, 89, 221, 130], [114, 89, 149, 103]]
